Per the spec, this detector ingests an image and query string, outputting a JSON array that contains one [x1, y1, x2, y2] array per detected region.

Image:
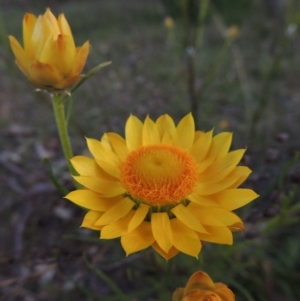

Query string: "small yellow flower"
[[218, 120, 229, 130], [66, 114, 258, 259], [227, 26, 239, 40], [9, 8, 90, 92], [173, 271, 235, 301], [164, 16, 175, 30]]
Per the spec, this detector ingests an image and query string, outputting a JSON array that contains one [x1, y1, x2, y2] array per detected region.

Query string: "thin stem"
[[65, 93, 75, 126], [196, 0, 210, 50], [186, 53, 198, 126], [183, 0, 199, 126], [248, 46, 285, 143], [52, 94, 79, 188], [159, 259, 173, 301], [198, 36, 232, 99]]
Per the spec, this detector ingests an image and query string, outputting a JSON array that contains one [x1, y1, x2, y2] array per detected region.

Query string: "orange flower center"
[[120, 144, 198, 206]]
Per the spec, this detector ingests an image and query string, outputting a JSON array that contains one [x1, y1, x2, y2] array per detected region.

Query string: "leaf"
[[65, 61, 112, 97], [43, 158, 69, 195]]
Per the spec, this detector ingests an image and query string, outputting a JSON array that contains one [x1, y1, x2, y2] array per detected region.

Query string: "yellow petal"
[[102, 137, 122, 165], [101, 133, 113, 150], [96, 159, 120, 178], [86, 138, 120, 166], [15, 60, 31, 80], [101, 210, 135, 239], [183, 290, 221, 301], [69, 41, 90, 76], [200, 149, 246, 183], [31, 15, 55, 59], [73, 175, 126, 197], [190, 130, 213, 163], [57, 13, 74, 43], [188, 193, 220, 207], [142, 116, 160, 145], [172, 113, 195, 149], [70, 41, 90, 75], [197, 225, 233, 244], [105, 132, 126, 145], [188, 204, 242, 226], [193, 174, 242, 196], [106, 133, 129, 162], [44, 8, 60, 34], [28, 60, 63, 87], [95, 197, 135, 226], [194, 130, 204, 141], [81, 210, 103, 230], [8, 36, 29, 77], [207, 132, 232, 161], [22, 13, 37, 58], [215, 283, 235, 301], [229, 222, 244, 232], [151, 242, 179, 260], [171, 204, 208, 233], [106, 132, 126, 144], [197, 157, 216, 174], [162, 132, 172, 144], [156, 114, 176, 140], [184, 271, 215, 293], [40, 34, 75, 75], [226, 166, 252, 189], [151, 213, 173, 252], [65, 190, 120, 211], [125, 115, 143, 151], [53, 74, 81, 90], [127, 204, 150, 232], [170, 218, 201, 258], [86, 138, 103, 160], [121, 221, 155, 255], [212, 189, 258, 210], [70, 156, 104, 177]]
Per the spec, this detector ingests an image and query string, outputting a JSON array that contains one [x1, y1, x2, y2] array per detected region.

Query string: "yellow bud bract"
[[9, 8, 90, 92], [172, 271, 235, 301]]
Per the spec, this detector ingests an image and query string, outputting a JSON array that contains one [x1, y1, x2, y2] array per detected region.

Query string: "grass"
[[1, 0, 300, 300]]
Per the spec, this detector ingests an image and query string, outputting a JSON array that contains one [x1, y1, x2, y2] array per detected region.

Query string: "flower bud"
[[9, 8, 90, 92], [172, 271, 235, 301]]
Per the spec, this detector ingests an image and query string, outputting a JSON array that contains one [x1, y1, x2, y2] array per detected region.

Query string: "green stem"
[[52, 94, 79, 188], [159, 259, 173, 301]]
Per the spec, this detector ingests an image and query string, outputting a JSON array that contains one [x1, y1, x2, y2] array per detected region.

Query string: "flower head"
[[66, 114, 258, 259], [173, 271, 235, 301], [9, 8, 90, 92]]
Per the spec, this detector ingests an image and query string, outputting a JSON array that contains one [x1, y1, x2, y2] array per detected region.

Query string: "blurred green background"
[[1, 0, 300, 300]]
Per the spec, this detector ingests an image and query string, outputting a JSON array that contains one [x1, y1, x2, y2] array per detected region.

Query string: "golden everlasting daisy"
[[9, 8, 90, 92], [66, 114, 258, 259], [173, 271, 235, 301]]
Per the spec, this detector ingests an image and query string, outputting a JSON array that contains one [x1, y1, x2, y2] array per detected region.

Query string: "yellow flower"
[[164, 16, 175, 30], [173, 271, 235, 301], [227, 26, 239, 40], [218, 120, 229, 130], [66, 114, 258, 259], [9, 8, 90, 92]]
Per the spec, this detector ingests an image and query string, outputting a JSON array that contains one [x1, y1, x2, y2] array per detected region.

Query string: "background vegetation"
[[1, 0, 300, 300]]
